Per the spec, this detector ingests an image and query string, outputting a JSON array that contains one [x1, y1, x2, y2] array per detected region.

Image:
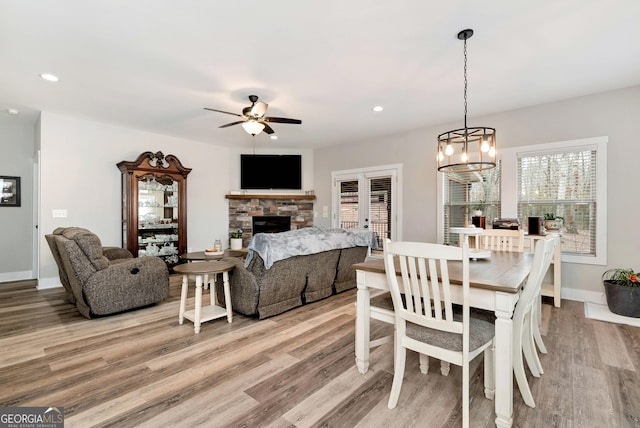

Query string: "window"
[[503, 136, 607, 265], [441, 162, 501, 245], [438, 136, 607, 265], [517, 148, 596, 256]]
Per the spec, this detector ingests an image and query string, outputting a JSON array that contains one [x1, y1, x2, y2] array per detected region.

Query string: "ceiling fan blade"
[[264, 117, 302, 125], [204, 107, 243, 117], [262, 123, 275, 134], [219, 120, 246, 128]]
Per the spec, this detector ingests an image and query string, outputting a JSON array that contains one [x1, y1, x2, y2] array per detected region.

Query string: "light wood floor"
[[1, 277, 639, 427]]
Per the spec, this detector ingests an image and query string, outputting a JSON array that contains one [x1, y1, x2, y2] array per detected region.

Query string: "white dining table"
[[353, 250, 533, 428]]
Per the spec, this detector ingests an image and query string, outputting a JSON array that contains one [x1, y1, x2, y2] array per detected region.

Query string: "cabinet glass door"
[[137, 175, 180, 264]]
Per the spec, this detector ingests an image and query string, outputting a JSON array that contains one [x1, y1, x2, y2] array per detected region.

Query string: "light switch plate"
[[52, 209, 67, 218]]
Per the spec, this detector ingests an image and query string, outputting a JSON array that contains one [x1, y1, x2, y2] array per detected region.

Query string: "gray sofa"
[[216, 227, 372, 319], [46, 227, 169, 318]]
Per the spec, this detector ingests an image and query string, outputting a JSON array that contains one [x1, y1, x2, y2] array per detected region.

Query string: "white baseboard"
[[0, 270, 33, 283], [562, 287, 606, 305], [38, 277, 63, 290]]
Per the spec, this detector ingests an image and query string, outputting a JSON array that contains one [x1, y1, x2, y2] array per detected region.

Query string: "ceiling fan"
[[204, 95, 302, 136]]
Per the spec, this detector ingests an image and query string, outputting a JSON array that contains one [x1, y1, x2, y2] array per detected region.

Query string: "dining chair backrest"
[[514, 237, 558, 324], [476, 228, 524, 252], [383, 240, 470, 358]]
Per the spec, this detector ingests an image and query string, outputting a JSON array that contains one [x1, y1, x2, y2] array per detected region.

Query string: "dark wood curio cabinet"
[[117, 151, 191, 269]]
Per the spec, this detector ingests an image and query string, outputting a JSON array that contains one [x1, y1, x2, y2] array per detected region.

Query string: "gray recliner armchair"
[[46, 227, 169, 318]]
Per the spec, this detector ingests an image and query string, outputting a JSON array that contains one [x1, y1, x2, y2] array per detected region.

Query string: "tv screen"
[[241, 154, 302, 190]]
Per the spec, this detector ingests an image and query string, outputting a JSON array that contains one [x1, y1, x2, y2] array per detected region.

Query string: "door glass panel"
[[339, 180, 359, 230], [369, 176, 391, 250]]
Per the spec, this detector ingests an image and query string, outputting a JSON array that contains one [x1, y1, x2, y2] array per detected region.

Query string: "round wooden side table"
[[173, 260, 234, 334]]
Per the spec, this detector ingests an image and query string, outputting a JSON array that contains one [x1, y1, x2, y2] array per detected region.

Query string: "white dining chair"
[[370, 293, 443, 375], [475, 228, 524, 252], [512, 236, 559, 408], [383, 239, 495, 428]]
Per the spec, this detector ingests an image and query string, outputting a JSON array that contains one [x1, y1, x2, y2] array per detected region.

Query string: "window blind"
[[517, 147, 597, 256], [442, 162, 501, 245]]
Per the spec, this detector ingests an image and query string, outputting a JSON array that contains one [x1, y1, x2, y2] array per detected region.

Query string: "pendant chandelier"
[[437, 29, 496, 173]]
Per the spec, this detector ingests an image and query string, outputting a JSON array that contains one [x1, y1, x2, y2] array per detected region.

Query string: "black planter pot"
[[604, 280, 640, 318]]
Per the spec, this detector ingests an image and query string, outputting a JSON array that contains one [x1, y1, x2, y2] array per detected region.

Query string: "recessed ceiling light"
[[270, 135, 278, 140], [40, 73, 60, 82], [7, 108, 20, 115], [373, 106, 384, 112]]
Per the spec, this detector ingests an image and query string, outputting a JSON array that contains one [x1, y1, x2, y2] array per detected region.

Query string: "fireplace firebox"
[[252, 216, 291, 234]]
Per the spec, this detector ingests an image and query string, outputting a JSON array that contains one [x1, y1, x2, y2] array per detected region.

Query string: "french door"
[[332, 165, 401, 253]]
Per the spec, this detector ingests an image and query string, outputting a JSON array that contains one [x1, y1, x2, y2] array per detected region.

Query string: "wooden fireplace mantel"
[[225, 194, 316, 201]]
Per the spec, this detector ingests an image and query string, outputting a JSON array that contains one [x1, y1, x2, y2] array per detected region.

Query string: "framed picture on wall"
[[0, 176, 21, 207]]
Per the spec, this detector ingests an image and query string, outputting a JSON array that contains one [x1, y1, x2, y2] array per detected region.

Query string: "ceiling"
[[1, 1, 639, 150]]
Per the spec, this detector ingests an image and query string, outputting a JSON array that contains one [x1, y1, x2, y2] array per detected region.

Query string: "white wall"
[[314, 85, 640, 298], [37, 112, 234, 286], [37, 112, 313, 288], [0, 114, 35, 281]]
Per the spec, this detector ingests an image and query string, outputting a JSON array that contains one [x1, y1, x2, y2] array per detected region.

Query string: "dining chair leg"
[[462, 359, 470, 428], [513, 329, 536, 408], [419, 353, 429, 374], [523, 314, 542, 377], [533, 298, 548, 354], [388, 342, 406, 409], [483, 341, 495, 400]]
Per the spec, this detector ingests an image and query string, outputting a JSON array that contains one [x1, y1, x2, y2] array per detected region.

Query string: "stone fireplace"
[[226, 194, 316, 247]]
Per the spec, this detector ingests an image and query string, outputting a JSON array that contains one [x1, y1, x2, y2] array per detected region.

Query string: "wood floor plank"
[[572, 363, 616, 427], [605, 366, 640, 427], [593, 321, 636, 371], [283, 345, 394, 427]]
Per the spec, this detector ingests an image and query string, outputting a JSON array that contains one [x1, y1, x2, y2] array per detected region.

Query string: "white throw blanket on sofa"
[[246, 227, 377, 269]]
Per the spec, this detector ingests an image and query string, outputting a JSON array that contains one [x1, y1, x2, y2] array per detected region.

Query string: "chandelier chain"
[[463, 37, 468, 129]]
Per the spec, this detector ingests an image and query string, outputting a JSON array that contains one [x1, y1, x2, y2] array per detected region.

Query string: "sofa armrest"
[[83, 257, 169, 316], [215, 257, 260, 316], [103, 247, 134, 261]]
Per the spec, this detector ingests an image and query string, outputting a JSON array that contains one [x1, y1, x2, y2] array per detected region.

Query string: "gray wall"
[[314, 85, 640, 297], [0, 113, 35, 279]]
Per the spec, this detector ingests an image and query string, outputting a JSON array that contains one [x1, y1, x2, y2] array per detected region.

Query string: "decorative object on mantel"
[[602, 268, 640, 318], [437, 29, 496, 173], [230, 229, 244, 250]]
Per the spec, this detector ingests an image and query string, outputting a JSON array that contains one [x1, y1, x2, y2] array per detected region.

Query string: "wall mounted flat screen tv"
[[240, 154, 302, 190]]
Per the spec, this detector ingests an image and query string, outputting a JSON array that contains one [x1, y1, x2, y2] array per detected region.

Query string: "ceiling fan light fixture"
[[437, 29, 496, 173], [242, 120, 265, 136]]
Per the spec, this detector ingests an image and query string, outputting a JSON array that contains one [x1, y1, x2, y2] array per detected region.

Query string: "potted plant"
[[471, 202, 484, 217], [602, 268, 640, 317], [230, 229, 244, 250], [543, 213, 564, 231]]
